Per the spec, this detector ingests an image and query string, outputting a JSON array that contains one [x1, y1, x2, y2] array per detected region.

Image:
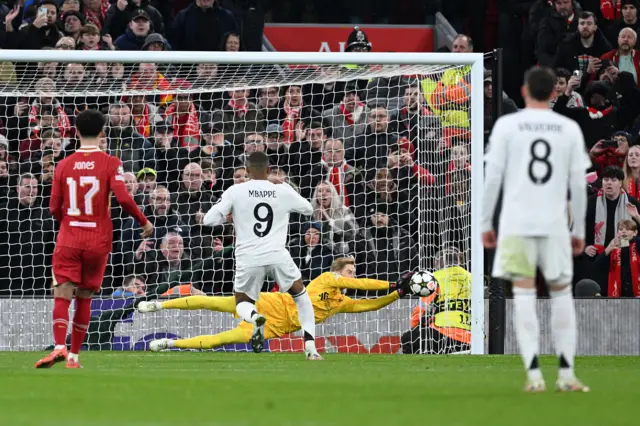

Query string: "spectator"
[[575, 278, 602, 296], [394, 83, 441, 149], [233, 166, 248, 185], [112, 275, 147, 298], [135, 231, 191, 291], [554, 12, 613, 72], [125, 93, 162, 138], [129, 62, 173, 108], [322, 138, 360, 208], [323, 83, 369, 147], [62, 10, 85, 40], [28, 77, 72, 138], [311, 181, 358, 255], [142, 32, 169, 51], [14, 0, 62, 50], [221, 30, 241, 51], [105, 0, 164, 40], [354, 203, 417, 283], [484, 72, 519, 136], [136, 168, 157, 197], [606, 0, 640, 45], [590, 131, 630, 173], [61, 0, 81, 13], [257, 86, 283, 123], [83, 0, 110, 31], [216, 86, 265, 146], [105, 102, 153, 173], [0, 159, 9, 203], [623, 144, 640, 197], [551, 68, 584, 108], [174, 162, 215, 228], [191, 120, 234, 174], [288, 120, 326, 200], [553, 80, 618, 148], [305, 66, 345, 114], [77, 23, 112, 50], [264, 123, 289, 170], [537, 0, 581, 66], [593, 219, 640, 296], [170, 0, 238, 52], [135, 186, 183, 245], [0, 173, 55, 296], [387, 147, 435, 187], [281, 84, 311, 143], [585, 166, 640, 258], [114, 9, 153, 51], [350, 103, 397, 179], [290, 222, 334, 285], [601, 27, 640, 85], [164, 80, 201, 150]]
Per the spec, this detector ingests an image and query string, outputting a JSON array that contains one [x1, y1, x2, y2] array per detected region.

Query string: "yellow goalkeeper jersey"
[[255, 272, 399, 335]]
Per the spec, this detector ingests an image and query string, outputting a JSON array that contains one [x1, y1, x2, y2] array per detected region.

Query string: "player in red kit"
[[35, 109, 153, 369]]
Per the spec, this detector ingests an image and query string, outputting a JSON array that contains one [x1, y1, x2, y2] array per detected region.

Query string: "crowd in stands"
[[0, 1, 474, 300]]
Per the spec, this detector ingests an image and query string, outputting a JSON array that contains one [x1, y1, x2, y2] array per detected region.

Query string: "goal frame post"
[[0, 50, 485, 355]]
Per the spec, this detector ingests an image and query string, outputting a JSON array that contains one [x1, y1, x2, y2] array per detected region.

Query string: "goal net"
[[0, 50, 484, 355]]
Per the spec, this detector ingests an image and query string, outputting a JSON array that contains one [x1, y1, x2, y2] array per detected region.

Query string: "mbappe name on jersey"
[[248, 190, 277, 198]]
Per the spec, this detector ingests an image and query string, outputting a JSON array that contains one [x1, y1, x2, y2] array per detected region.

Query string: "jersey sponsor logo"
[[73, 161, 95, 170], [435, 298, 470, 313], [117, 166, 124, 175], [248, 190, 277, 198]]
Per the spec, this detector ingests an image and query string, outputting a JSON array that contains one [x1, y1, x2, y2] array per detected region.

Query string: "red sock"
[[70, 297, 92, 354], [52, 297, 71, 347]]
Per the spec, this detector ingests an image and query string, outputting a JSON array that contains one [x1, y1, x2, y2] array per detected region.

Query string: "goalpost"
[[0, 50, 484, 355]]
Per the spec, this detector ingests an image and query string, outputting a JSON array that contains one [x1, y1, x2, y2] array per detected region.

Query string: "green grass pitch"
[[0, 352, 637, 426]]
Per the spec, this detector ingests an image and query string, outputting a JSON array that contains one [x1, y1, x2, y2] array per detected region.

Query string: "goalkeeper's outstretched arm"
[[338, 291, 401, 314]]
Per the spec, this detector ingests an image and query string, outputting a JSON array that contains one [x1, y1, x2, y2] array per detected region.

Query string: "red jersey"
[[49, 146, 148, 253]]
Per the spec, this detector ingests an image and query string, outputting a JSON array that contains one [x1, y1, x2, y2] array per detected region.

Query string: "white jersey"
[[482, 108, 591, 238], [203, 180, 313, 266]]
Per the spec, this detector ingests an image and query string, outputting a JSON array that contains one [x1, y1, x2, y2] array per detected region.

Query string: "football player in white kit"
[[482, 67, 591, 392], [202, 151, 321, 359]]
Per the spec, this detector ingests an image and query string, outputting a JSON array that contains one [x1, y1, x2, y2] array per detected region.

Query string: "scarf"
[[587, 105, 613, 119], [282, 101, 302, 143], [601, 0, 621, 21], [28, 102, 71, 138], [229, 99, 249, 116], [165, 102, 200, 149], [566, 12, 575, 25], [129, 73, 173, 107], [132, 103, 151, 138], [594, 189, 630, 252], [84, 0, 109, 30], [339, 101, 364, 125], [323, 161, 351, 207], [608, 241, 640, 297], [627, 177, 640, 199]]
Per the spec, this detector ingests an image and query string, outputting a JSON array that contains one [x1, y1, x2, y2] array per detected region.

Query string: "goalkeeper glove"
[[391, 271, 414, 297]]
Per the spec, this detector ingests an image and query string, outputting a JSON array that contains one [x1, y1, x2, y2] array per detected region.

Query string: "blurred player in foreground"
[[36, 110, 152, 369], [138, 258, 415, 351], [482, 67, 591, 392], [200, 151, 321, 359]]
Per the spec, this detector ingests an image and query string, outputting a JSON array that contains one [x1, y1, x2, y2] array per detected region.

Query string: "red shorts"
[[52, 246, 109, 292]]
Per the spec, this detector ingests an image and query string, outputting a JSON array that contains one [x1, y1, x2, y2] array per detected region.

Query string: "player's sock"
[[70, 297, 92, 355], [162, 296, 236, 312], [236, 301, 258, 323], [512, 286, 542, 381], [175, 327, 251, 349], [52, 297, 71, 348], [291, 288, 316, 346], [550, 286, 577, 380]]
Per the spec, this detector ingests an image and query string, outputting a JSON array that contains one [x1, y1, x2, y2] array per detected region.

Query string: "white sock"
[[236, 301, 258, 324], [513, 287, 541, 381], [292, 288, 316, 344], [550, 286, 577, 380], [54, 345, 66, 351], [305, 340, 318, 353], [68, 352, 78, 362], [166, 339, 176, 348]]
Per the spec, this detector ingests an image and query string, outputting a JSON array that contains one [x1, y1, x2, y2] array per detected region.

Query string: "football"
[[409, 271, 439, 297]]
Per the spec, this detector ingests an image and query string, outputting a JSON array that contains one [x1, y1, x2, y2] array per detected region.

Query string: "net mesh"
[[0, 59, 473, 354]]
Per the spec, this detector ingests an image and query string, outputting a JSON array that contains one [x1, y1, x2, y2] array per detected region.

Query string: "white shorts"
[[492, 235, 572, 284], [234, 255, 302, 301]]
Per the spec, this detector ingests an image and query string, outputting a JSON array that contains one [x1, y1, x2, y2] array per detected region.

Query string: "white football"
[[409, 271, 439, 297]]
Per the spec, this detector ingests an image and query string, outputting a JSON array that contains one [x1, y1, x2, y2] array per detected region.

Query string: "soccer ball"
[[409, 271, 439, 297]]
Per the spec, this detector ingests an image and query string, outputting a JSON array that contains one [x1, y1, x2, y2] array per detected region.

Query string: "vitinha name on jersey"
[[248, 190, 277, 198], [518, 123, 562, 133]]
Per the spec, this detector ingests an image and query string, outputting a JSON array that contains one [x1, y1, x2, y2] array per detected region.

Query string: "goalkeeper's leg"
[[138, 296, 236, 313], [150, 326, 253, 351]]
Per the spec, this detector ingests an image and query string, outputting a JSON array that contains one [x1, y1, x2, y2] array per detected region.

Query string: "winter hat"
[[575, 279, 602, 297], [142, 33, 167, 50], [62, 10, 86, 26]]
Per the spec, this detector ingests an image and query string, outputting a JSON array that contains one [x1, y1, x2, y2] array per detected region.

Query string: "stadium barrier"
[[1, 299, 638, 355]]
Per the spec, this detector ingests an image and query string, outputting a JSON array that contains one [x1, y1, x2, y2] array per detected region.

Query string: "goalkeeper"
[[137, 257, 415, 351]]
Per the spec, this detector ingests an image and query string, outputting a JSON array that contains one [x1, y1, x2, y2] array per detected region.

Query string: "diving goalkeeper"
[[137, 258, 415, 351]]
